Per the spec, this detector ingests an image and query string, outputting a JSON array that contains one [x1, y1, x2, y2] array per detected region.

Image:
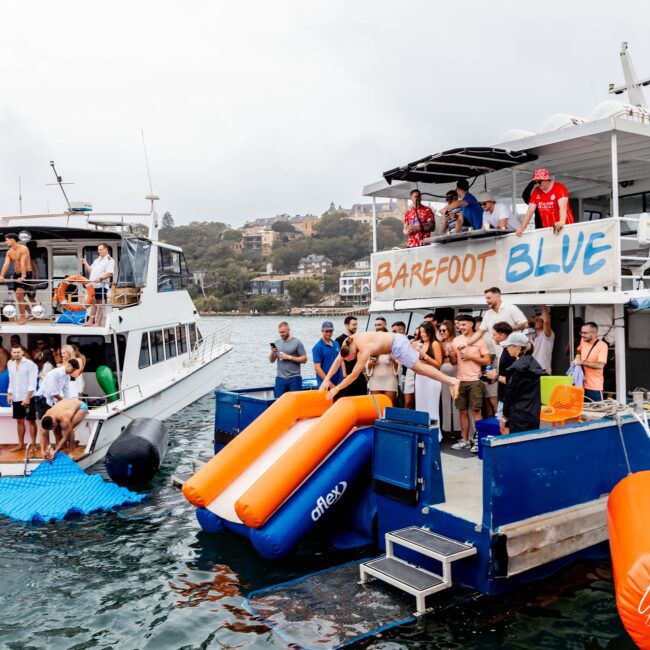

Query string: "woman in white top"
[[413, 322, 443, 425], [60, 345, 85, 399], [366, 352, 399, 403], [438, 320, 461, 436]]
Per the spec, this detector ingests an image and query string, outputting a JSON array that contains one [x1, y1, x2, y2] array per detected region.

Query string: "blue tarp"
[[0, 453, 146, 522]]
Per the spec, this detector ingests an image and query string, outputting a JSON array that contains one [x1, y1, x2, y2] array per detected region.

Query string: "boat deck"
[[0, 444, 86, 463], [436, 447, 483, 524]]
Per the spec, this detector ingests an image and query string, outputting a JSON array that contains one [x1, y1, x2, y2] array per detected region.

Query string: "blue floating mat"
[[0, 453, 146, 522]]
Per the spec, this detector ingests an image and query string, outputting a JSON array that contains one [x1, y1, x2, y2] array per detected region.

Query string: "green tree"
[[322, 271, 340, 293], [287, 279, 321, 307], [250, 295, 282, 313], [161, 211, 175, 228], [271, 221, 296, 233], [222, 229, 243, 241]]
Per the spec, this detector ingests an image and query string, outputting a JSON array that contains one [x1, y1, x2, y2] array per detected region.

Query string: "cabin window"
[[139, 333, 151, 368], [157, 247, 189, 292], [52, 252, 80, 280], [165, 327, 177, 358], [176, 325, 187, 354], [66, 335, 107, 372], [150, 330, 165, 364], [188, 323, 197, 350]]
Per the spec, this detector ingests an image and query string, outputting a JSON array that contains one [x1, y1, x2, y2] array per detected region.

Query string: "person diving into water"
[[320, 331, 460, 401]]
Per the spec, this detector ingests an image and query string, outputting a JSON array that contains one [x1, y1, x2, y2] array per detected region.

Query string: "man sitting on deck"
[[479, 192, 521, 231], [440, 179, 483, 232], [319, 331, 459, 401], [41, 399, 88, 460], [516, 168, 574, 236]]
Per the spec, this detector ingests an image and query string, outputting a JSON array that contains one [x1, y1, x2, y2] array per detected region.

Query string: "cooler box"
[[540, 375, 573, 405], [475, 418, 500, 460]]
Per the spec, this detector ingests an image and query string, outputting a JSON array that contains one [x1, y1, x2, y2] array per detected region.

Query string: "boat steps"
[[359, 526, 476, 615]]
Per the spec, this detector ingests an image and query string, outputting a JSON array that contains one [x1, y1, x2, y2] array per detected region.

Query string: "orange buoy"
[[607, 470, 650, 649], [54, 275, 95, 312]]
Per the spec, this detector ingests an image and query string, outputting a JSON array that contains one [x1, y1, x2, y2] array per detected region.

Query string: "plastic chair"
[[540, 385, 584, 426]]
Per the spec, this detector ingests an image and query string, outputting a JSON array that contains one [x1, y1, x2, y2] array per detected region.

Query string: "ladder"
[[359, 526, 476, 615]]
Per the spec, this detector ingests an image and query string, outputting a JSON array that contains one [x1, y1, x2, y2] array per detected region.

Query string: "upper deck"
[[364, 114, 650, 312]]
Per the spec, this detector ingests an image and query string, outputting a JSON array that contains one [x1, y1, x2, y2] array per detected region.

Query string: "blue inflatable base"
[[0, 453, 146, 522]]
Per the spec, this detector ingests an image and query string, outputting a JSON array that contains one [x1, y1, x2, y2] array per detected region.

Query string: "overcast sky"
[[0, 1, 648, 226]]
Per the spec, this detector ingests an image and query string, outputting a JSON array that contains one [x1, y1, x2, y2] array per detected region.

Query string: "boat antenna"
[[47, 160, 73, 210], [141, 130, 160, 237], [609, 42, 650, 108]]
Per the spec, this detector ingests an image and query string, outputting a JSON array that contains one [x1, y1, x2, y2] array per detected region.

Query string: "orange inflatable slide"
[[182, 392, 390, 528], [607, 470, 650, 649]]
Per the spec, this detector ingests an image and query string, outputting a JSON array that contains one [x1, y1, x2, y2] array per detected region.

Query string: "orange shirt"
[[577, 338, 608, 391], [453, 334, 489, 382]]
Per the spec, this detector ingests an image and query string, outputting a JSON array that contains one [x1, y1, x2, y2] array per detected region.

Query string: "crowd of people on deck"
[[403, 167, 573, 246], [269, 286, 608, 454], [0, 336, 89, 459]]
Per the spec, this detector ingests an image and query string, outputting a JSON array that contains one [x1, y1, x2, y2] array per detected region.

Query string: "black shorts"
[[11, 271, 33, 293], [12, 398, 36, 421], [33, 396, 49, 420], [94, 286, 108, 301]]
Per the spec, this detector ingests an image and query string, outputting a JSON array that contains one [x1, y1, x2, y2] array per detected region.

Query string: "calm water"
[[0, 316, 635, 649]]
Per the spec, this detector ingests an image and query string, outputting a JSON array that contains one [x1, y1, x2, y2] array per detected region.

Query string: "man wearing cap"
[[517, 168, 574, 236], [312, 321, 343, 388], [479, 192, 521, 231], [403, 189, 435, 248], [440, 179, 483, 231]]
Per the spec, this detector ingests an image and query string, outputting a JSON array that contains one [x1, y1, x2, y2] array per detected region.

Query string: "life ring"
[[54, 275, 95, 312]]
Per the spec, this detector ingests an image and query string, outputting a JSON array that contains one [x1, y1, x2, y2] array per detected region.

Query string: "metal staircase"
[[359, 526, 476, 615]]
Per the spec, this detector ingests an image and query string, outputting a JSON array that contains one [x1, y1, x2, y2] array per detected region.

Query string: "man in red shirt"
[[403, 189, 435, 247], [516, 168, 574, 236]]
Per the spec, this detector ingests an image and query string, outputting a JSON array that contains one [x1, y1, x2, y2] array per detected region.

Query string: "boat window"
[[117, 238, 150, 288], [188, 323, 197, 350], [139, 333, 151, 368], [165, 327, 177, 358], [150, 330, 165, 364], [157, 247, 189, 292], [66, 335, 108, 372], [52, 253, 80, 280], [104, 335, 128, 371], [176, 325, 187, 354]]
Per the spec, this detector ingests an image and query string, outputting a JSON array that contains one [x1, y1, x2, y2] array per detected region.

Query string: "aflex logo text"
[[311, 482, 347, 521]]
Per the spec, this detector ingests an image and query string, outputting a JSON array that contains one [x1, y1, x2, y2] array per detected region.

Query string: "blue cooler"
[[475, 417, 500, 459]]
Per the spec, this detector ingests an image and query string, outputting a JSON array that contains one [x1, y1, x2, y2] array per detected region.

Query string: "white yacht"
[[0, 201, 231, 477]]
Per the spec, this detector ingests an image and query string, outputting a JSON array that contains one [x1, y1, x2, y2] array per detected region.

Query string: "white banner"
[[372, 219, 619, 302]]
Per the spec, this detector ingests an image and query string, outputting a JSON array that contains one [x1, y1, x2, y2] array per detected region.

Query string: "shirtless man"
[[0, 336, 9, 373], [0, 233, 33, 323], [320, 331, 460, 401], [40, 399, 88, 460]]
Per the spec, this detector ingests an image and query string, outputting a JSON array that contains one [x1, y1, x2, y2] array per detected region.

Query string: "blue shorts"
[[79, 402, 88, 411]]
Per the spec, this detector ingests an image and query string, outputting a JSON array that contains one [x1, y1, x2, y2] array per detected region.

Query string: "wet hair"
[[493, 321, 513, 336], [456, 179, 470, 192], [67, 358, 80, 371], [340, 337, 355, 357], [344, 315, 357, 326], [391, 320, 406, 330], [485, 287, 501, 295], [41, 416, 54, 430], [456, 314, 475, 325], [4, 232, 18, 242]]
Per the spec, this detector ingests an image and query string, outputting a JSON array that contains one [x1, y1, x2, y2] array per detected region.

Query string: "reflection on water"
[[0, 317, 634, 649]]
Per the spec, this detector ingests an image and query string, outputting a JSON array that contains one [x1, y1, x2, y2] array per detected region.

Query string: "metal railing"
[[0, 278, 141, 324], [186, 325, 232, 366]]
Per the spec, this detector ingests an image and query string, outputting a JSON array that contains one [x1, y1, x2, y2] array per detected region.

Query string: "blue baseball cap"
[[321, 320, 334, 331]]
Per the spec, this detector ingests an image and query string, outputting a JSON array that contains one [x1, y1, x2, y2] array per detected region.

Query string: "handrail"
[[186, 325, 232, 366]]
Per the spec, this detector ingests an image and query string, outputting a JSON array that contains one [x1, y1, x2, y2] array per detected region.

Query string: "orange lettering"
[[375, 262, 393, 292], [410, 262, 423, 288], [448, 255, 461, 283], [461, 254, 476, 282], [436, 257, 449, 286], [476, 249, 497, 282], [422, 258, 436, 286], [393, 263, 408, 288]]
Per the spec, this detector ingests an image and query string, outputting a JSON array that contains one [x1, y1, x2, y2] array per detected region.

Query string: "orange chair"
[[540, 385, 584, 426]]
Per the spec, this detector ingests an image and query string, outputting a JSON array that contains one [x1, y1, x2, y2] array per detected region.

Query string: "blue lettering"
[[534, 236, 560, 276], [506, 244, 534, 282], [561, 231, 584, 273], [583, 232, 613, 275]]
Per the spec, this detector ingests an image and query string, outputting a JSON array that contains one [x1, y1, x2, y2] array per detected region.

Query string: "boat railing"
[[0, 278, 142, 324], [186, 325, 232, 366]]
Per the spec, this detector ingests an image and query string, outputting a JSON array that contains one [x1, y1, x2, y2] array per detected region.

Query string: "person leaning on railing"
[[80, 243, 114, 327]]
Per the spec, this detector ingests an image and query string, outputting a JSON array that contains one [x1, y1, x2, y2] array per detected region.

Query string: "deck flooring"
[[0, 444, 86, 463]]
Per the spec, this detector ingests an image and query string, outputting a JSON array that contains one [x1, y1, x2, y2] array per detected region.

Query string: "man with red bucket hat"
[[516, 168, 574, 236]]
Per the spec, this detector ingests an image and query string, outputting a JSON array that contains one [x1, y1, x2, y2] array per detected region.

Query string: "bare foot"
[[8, 445, 25, 453], [16, 319, 27, 325]]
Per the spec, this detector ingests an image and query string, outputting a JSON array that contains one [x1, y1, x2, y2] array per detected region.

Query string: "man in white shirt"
[[7, 345, 38, 452], [81, 243, 115, 327], [479, 192, 521, 231], [531, 305, 555, 374]]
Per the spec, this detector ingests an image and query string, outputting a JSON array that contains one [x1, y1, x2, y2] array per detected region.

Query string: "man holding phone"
[[269, 321, 307, 398]]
